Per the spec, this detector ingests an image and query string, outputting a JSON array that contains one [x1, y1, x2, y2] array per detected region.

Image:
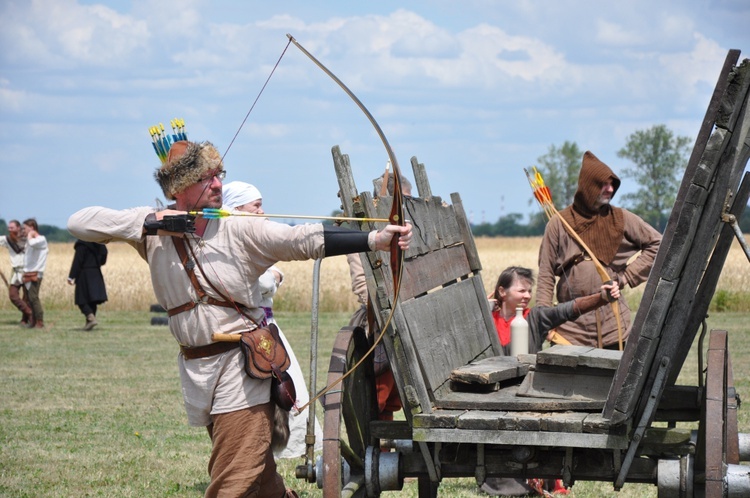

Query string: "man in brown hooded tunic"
[[536, 151, 661, 349]]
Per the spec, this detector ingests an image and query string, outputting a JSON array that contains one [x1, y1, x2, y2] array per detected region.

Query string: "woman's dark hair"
[[492, 266, 534, 303], [22, 218, 38, 231]]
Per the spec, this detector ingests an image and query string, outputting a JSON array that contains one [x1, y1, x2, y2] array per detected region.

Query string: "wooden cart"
[[297, 49, 750, 497]]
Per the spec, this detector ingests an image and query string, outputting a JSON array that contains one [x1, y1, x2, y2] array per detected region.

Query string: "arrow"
[[189, 208, 391, 224]]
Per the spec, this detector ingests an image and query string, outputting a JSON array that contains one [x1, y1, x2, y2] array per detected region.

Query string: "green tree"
[[534, 141, 583, 208], [617, 125, 691, 232]]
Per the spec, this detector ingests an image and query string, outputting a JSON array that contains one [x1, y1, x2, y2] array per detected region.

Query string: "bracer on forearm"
[[143, 213, 196, 236], [572, 292, 608, 317], [323, 225, 370, 257]]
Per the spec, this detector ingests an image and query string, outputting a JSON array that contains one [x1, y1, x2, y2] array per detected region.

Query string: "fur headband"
[[154, 140, 223, 200]]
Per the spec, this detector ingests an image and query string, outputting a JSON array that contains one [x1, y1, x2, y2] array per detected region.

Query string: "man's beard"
[[595, 196, 611, 210]]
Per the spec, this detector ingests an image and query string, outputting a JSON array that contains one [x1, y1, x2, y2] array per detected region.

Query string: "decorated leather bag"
[[239, 325, 296, 411], [239, 324, 290, 378]]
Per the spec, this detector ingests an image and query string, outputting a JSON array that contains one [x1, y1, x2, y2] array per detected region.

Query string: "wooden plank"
[[433, 197, 463, 247], [682, 172, 750, 357], [633, 278, 677, 341], [400, 277, 496, 395], [370, 420, 412, 440], [604, 53, 748, 421], [646, 49, 741, 285], [717, 59, 750, 131], [450, 356, 526, 385], [608, 336, 658, 425], [578, 348, 623, 370], [496, 411, 544, 431], [332, 146, 359, 212], [403, 196, 442, 254], [517, 370, 614, 402], [411, 410, 466, 429], [603, 279, 673, 421], [383, 305, 435, 416], [657, 93, 750, 390], [658, 183, 709, 280], [412, 427, 628, 449], [410, 156, 432, 199], [455, 410, 504, 430], [473, 274, 504, 355], [451, 192, 483, 272], [416, 409, 593, 433], [536, 345, 623, 370], [536, 345, 594, 367], [435, 384, 605, 411], [604, 50, 740, 417], [400, 244, 472, 300], [541, 412, 589, 433], [704, 331, 728, 498], [582, 413, 627, 435]]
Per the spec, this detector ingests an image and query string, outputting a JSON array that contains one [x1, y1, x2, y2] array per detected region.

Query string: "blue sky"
[[1, 0, 748, 228]]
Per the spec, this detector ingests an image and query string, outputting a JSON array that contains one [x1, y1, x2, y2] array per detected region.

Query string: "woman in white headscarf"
[[222, 181, 323, 459]]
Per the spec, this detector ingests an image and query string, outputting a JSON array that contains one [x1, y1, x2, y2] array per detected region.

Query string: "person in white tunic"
[[67, 138, 411, 498], [222, 181, 324, 459]]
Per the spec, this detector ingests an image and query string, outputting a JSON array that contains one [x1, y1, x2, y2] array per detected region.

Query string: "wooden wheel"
[[699, 329, 739, 497], [322, 326, 379, 498]]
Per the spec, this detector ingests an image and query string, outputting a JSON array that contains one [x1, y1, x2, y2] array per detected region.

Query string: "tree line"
[[472, 124, 750, 236], [2, 124, 748, 240]]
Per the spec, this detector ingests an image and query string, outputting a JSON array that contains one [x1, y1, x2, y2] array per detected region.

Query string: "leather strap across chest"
[[167, 236, 237, 317]]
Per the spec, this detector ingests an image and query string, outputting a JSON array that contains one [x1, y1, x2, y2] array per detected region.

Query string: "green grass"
[[1, 309, 748, 497]]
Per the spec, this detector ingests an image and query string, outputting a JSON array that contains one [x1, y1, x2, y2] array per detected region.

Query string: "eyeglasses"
[[197, 170, 226, 185]]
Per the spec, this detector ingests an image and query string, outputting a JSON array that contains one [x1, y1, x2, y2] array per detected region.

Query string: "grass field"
[[1, 236, 748, 496], [1, 308, 748, 497]]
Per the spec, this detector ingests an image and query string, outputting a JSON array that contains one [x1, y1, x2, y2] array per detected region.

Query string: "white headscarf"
[[222, 181, 262, 209]]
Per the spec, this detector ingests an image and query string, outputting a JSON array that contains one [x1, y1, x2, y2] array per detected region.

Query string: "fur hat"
[[154, 140, 223, 200], [222, 181, 262, 209]]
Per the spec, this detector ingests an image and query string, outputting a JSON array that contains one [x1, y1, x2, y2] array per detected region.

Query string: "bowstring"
[[186, 38, 297, 352], [221, 38, 293, 164]]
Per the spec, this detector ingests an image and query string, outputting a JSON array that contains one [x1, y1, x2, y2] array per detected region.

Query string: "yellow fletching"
[[534, 167, 545, 188]]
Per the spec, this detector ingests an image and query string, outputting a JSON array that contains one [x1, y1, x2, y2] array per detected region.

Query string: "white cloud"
[[0, 0, 150, 67], [0, 86, 28, 113], [596, 19, 642, 46], [0, 0, 743, 230], [659, 33, 727, 99]]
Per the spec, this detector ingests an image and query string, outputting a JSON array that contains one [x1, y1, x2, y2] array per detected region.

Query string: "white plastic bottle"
[[510, 306, 529, 356]]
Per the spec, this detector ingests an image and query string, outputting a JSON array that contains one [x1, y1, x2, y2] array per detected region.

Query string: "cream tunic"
[[0, 236, 25, 285], [68, 206, 325, 426]]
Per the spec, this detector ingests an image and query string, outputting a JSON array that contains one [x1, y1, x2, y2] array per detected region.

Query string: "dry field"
[[2, 236, 748, 313]]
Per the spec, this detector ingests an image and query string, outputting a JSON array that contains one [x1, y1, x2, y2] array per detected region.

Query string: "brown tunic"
[[537, 209, 661, 347]]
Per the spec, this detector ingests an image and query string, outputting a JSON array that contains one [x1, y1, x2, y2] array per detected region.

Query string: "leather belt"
[[561, 252, 591, 273], [168, 297, 236, 317], [180, 341, 240, 360]]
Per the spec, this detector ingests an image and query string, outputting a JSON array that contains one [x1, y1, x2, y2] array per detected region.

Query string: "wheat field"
[[2, 236, 748, 313]]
